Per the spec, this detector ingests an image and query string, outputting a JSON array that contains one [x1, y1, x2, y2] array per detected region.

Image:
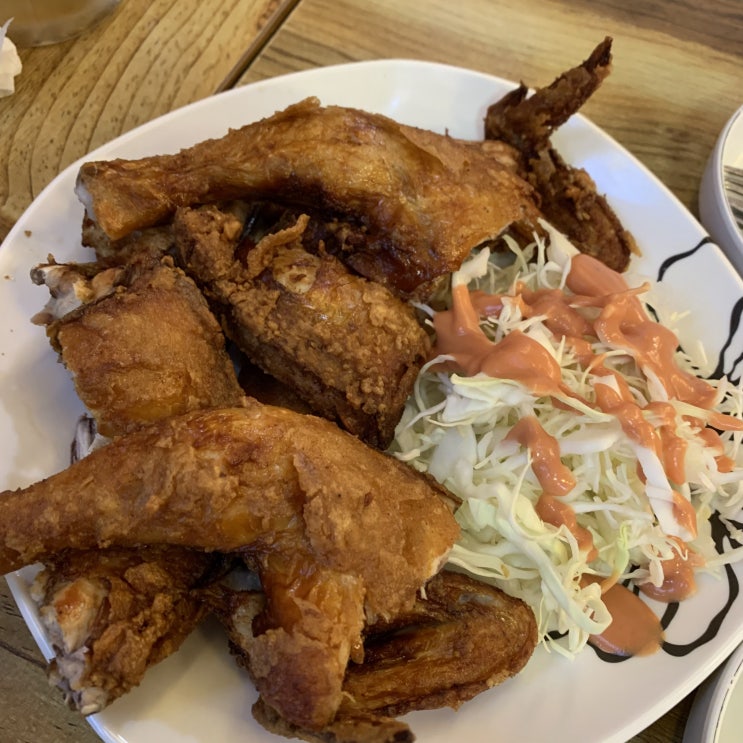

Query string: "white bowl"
[[684, 642, 743, 743], [699, 105, 743, 277]]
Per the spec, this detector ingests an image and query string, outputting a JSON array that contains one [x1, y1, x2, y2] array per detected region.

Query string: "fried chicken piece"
[[247, 545, 367, 729], [30, 546, 220, 714], [174, 206, 431, 448], [484, 37, 637, 272], [212, 583, 406, 743], [75, 97, 540, 297], [0, 404, 459, 729], [211, 580, 412, 743], [81, 215, 175, 267], [32, 260, 244, 438], [27, 260, 246, 712], [344, 571, 536, 716], [214, 570, 536, 743]]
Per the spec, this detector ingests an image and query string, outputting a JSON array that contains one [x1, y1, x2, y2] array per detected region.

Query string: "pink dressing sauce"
[[432, 252, 743, 655]]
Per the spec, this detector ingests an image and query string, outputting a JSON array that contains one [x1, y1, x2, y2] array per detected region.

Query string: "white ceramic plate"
[[3, 59, 743, 743]]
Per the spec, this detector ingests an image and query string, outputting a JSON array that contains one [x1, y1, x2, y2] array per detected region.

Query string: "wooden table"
[[1, 0, 741, 741]]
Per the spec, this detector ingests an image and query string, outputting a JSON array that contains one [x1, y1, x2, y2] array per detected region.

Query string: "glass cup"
[[2, 0, 121, 47]]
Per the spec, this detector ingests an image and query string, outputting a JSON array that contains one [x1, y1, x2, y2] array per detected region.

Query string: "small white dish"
[[699, 104, 743, 277], [684, 642, 743, 743]]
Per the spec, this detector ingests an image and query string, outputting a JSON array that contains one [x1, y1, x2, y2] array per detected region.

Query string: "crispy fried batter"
[[248, 546, 367, 729], [33, 546, 219, 714], [0, 405, 458, 607], [174, 206, 431, 448], [33, 261, 244, 438], [484, 37, 637, 271], [0, 404, 458, 729], [345, 571, 536, 716], [81, 216, 176, 267], [214, 570, 536, 743], [485, 38, 614, 152], [76, 98, 539, 296]]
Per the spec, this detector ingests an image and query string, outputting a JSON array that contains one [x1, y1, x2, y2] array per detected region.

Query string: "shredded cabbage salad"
[[391, 225, 743, 657]]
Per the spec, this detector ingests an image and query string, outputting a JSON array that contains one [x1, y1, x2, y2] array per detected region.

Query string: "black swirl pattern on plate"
[[587, 238, 743, 661]]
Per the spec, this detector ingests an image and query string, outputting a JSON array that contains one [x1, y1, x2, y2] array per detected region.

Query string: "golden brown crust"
[[77, 98, 539, 296], [0, 404, 457, 610], [35, 546, 217, 713], [249, 547, 367, 729], [174, 206, 431, 448], [47, 262, 244, 437], [484, 37, 637, 272]]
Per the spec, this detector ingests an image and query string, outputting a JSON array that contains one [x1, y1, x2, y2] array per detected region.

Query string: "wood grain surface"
[[0, 0, 297, 241], [2, 0, 743, 741]]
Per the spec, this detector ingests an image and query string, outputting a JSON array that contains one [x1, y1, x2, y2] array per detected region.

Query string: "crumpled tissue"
[[0, 19, 23, 98]]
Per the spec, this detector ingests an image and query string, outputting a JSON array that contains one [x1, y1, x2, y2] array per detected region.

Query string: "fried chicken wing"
[[484, 37, 637, 271], [174, 206, 431, 448], [486, 37, 614, 153], [344, 571, 536, 716], [32, 260, 244, 437], [76, 97, 540, 296], [31, 546, 220, 714], [214, 570, 537, 743], [248, 545, 367, 729]]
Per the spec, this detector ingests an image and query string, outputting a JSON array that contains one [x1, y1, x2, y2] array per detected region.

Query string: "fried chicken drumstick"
[[76, 97, 540, 297], [0, 403, 459, 729]]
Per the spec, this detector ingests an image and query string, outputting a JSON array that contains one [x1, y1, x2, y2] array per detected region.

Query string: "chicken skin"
[[32, 546, 219, 714], [32, 260, 244, 438], [174, 206, 431, 448], [484, 37, 637, 272], [76, 97, 539, 297], [0, 403, 459, 729]]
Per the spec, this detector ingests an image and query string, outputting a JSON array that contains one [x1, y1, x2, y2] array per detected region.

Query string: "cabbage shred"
[[391, 230, 743, 657]]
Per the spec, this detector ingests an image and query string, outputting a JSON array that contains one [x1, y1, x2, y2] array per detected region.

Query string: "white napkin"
[[0, 19, 23, 98]]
